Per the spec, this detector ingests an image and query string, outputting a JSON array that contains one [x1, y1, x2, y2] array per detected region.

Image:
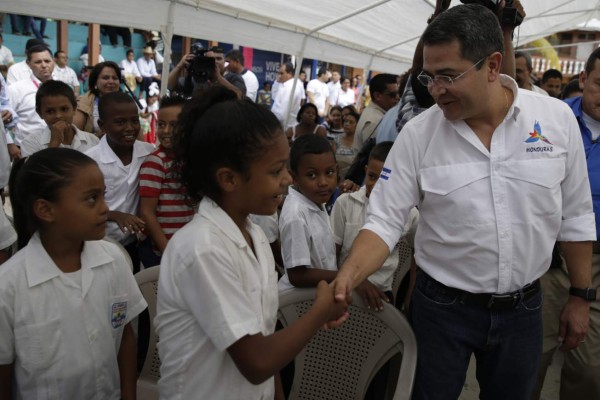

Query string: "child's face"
[[292, 151, 338, 206], [99, 101, 140, 149], [147, 95, 158, 105], [364, 158, 384, 198], [241, 133, 292, 215], [157, 105, 182, 149], [47, 163, 108, 241], [37, 95, 75, 126]]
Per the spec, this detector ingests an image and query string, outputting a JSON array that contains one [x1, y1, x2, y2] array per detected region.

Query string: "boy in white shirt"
[[85, 91, 154, 272], [331, 141, 419, 307], [21, 80, 99, 157]]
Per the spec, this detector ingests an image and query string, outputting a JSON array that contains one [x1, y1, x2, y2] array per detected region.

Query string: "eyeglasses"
[[417, 56, 487, 88]]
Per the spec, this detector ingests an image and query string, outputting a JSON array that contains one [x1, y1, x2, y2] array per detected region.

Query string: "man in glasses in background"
[[333, 4, 595, 400], [352, 73, 399, 151]]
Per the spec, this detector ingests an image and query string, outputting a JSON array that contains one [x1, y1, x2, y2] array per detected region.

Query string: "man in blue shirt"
[[533, 47, 600, 400]]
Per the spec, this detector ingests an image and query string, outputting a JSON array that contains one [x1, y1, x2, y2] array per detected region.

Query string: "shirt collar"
[[288, 186, 325, 212], [199, 197, 267, 249], [25, 232, 113, 288], [349, 186, 367, 204], [500, 74, 521, 120], [97, 135, 150, 164]]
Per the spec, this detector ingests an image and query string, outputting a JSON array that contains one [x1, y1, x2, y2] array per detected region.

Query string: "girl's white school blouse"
[[0, 233, 147, 400], [155, 197, 279, 400]]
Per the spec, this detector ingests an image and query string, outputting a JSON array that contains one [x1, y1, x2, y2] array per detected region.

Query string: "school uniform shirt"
[[6, 60, 30, 85], [249, 212, 279, 243], [85, 136, 155, 243], [20, 124, 100, 157], [363, 75, 596, 294], [155, 197, 278, 400], [278, 186, 337, 291], [0, 234, 147, 400], [53, 65, 79, 91], [330, 186, 418, 291], [6, 75, 47, 144]]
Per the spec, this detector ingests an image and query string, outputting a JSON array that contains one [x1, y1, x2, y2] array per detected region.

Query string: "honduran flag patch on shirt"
[[380, 167, 392, 180]]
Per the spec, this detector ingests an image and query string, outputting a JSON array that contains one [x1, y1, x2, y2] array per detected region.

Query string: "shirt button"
[[89, 334, 97, 342]]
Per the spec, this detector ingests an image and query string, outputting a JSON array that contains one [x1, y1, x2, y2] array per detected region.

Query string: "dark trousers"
[[411, 271, 543, 400]]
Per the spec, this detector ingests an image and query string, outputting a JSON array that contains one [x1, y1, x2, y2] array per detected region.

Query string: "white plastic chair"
[[278, 287, 417, 400]]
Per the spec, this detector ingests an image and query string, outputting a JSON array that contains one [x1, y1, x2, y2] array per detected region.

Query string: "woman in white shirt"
[[337, 77, 356, 107]]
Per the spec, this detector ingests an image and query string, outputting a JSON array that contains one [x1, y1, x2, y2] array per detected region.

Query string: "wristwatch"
[[569, 287, 597, 301]]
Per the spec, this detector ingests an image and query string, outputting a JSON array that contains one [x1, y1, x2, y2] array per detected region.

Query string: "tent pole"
[[283, 35, 308, 129], [356, 55, 374, 110], [160, 1, 175, 97]]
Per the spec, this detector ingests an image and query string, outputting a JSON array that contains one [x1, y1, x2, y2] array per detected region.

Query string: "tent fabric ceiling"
[[1, 0, 599, 74]]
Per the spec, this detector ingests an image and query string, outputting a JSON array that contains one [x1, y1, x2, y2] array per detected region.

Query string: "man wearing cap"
[[6, 45, 55, 159], [137, 46, 161, 98], [6, 38, 49, 85]]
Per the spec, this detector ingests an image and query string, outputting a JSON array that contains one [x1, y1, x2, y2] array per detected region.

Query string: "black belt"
[[421, 272, 540, 311]]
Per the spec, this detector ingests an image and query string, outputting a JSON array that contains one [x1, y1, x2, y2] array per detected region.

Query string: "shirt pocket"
[[420, 162, 492, 225], [500, 158, 565, 217], [14, 317, 64, 373]]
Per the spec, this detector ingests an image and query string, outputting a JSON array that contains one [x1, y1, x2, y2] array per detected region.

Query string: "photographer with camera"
[[167, 45, 246, 99]]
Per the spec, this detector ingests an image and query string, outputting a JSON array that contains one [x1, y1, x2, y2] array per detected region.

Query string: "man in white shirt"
[[0, 34, 14, 78], [137, 46, 161, 98], [53, 50, 79, 95], [120, 49, 142, 90], [515, 51, 548, 95], [270, 62, 305, 130], [306, 68, 330, 121], [6, 38, 47, 85], [225, 49, 259, 102], [6, 45, 54, 155], [333, 5, 595, 400], [327, 71, 341, 106], [79, 42, 105, 67]]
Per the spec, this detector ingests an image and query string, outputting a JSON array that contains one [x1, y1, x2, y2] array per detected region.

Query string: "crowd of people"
[[0, 2, 598, 400]]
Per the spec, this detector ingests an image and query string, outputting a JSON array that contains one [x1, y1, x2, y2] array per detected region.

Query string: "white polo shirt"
[[137, 57, 157, 78], [156, 197, 278, 400], [53, 65, 79, 90], [6, 76, 47, 144], [331, 186, 419, 291], [6, 60, 30, 85], [0, 234, 147, 400], [271, 78, 305, 129], [278, 186, 337, 291], [363, 75, 596, 294], [242, 69, 259, 102], [85, 136, 154, 243], [21, 124, 99, 157], [306, 78, 329, 115]]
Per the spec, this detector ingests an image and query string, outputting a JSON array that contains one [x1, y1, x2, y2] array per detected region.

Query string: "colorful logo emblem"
[[111, 301, 128, 329], [525, 121, 552, 145]]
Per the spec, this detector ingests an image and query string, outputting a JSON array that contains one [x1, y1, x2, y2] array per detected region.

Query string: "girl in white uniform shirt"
[[155, 86, 348, 400], [0, 148, 147, 400]]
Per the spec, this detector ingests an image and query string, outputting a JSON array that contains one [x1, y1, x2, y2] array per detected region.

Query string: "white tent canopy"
[[2, 0, 599, 74]]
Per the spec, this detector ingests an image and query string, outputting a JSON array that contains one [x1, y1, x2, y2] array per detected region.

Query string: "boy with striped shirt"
[[139, 96, 194, 267]]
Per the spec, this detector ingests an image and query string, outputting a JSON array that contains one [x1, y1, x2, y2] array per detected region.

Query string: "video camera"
[[188, 42, 216, 84], [460, 0, 523, 27]]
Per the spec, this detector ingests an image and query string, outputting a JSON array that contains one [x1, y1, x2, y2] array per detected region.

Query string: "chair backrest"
[[392, 239, 413, 305], [278, 288, 417, 400], [135, 265, 161, 400]]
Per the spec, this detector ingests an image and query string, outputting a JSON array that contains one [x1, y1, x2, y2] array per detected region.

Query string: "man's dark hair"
[[560, 79, 582, 100], [585, 47, 600, 75], [422, 4, 504, 67], [159, 95, 187, 109], [25, 38, 46, 51], [98, 91, 135, 119], [542, 69, 562, 83], [369, 73, 397, 97], [514, 51, 532, 72], [317, 67, 328, 77], [225, 49, 244, 65], [283, 62, 295, 75], [126, 49, 134, 57], [53, 50, 65, 58], [26, 45, 52, 61]]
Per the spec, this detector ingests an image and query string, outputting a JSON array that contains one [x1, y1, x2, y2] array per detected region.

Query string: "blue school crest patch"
[[111, 301, 128, 329]]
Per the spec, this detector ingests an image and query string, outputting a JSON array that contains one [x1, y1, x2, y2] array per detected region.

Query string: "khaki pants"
[[531, 255, 600, 400]]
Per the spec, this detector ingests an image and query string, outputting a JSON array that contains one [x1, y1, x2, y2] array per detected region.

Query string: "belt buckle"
[[487, 292, 520, 310]]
